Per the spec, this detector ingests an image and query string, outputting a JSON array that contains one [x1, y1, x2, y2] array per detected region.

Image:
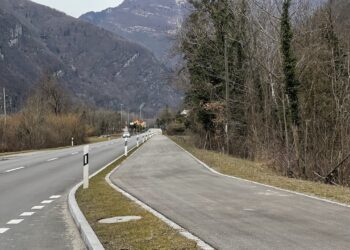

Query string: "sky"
[[31, 0, 124, 18]]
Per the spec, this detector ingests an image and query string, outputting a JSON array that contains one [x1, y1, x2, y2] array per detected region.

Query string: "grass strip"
[[76, 147, 198, 250], [170, 136, 350, 205]]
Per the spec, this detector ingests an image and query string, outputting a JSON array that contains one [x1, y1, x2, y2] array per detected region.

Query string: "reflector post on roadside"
[[83, 145, 89, 189], [124, 137, 128, 156]]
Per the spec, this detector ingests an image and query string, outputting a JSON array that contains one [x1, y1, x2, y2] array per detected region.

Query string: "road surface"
[[111, 135, 350, 250], [0, 135, 143, 249]]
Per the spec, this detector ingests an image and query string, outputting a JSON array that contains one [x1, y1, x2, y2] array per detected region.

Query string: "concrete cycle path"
[[111, 135, 350, 250]]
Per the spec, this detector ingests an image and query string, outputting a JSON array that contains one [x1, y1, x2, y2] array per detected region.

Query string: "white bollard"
[[71, 137, 74, 147], [83, 145, 89, 189], [124, 137, 128, 156]]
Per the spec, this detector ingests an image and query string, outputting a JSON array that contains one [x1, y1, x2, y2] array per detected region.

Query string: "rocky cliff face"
[[0, 0, 181, 115], [80, 0, 190, 66]]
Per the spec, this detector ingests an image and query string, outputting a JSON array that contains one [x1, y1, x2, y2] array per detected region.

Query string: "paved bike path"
[[111, 135, 350, 250]]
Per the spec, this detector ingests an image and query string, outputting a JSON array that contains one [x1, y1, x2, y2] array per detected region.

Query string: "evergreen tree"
[[281, 0, 300, 126]]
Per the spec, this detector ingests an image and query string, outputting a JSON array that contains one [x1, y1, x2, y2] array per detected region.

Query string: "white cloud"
[[31, 0, 124, 18]]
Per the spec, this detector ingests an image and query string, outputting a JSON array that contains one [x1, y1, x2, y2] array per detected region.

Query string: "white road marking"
[[50, 195, 61, 199], [32, 206, 44, 210], [257, 190, 291, 197], [71, 152, 79, 155], [174, 141, 350, 209], [20, 212, 35, 217], [5, 166, 25, 173], [244, 208, 255, 212], [7, 219, 24, 225], [0, 228, 9, 234], [47, 158, 58, 162], [41, 200, 53, 204]]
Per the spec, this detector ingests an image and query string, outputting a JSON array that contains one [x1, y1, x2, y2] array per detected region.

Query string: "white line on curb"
[[20, 212, 35, 217], [5, 166, 25, 173], [32, 206, 44, 210], [0, 228, 9, 234], [171, 140, 350, 209], [7, 219, 23, 225]]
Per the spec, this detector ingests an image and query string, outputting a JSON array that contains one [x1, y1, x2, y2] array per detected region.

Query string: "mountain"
[[80, 0, 190, 66], [0, 0, 181, 115]]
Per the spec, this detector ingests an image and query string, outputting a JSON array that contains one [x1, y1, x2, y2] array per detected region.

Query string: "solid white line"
[[7, 219, 24, 225], [5, 166, 25, 173], [172, 140, 350, 209], [20, 212, 35, 217], [41, 200, 53, 204], [50, 195, 61, 199], [0, 228, 9, 234], [32, 206, 44, 210], [47, 158, 58, 162]]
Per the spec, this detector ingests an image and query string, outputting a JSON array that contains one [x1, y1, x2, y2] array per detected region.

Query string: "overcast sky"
[[31, 0, 124, 18]]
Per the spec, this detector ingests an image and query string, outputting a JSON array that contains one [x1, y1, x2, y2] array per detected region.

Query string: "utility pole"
[[3, 88, 6, 127], [224, 36, 229, 154], [120, 104, 123, 130], [139, 103, 145, 121], [127, 109, 130, 127]]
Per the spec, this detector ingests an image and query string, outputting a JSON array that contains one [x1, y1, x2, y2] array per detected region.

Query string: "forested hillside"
[[0, 0, 180, 115], [176, 0, 350, 186], [80, 0, 189, 66]]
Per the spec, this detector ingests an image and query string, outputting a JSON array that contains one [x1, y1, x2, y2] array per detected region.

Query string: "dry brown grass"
[[170, 136, 350, 205], [86, 134, 122, 144], [76, 147, 198, 250]]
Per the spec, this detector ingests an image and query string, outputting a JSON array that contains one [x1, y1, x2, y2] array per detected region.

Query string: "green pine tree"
[[281, 0, 300, 126]]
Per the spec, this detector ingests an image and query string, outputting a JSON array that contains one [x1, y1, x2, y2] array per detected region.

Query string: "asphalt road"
[[0, 134, 143, 249], [111, 135, 350, 250]]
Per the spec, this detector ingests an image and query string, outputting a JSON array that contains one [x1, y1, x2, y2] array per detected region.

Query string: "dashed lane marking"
[[50, 195, 61, 199], [0, 228, 9, 234], [5, 167, 25, 173], [20, 212, 35, 217], [7, 219, 24, 225], [32, 206, 44, 210], [71, 152, 79, 155], [41, 200, 53, 204], [47, 158, 58, 162], [244, 208, 255, 212]]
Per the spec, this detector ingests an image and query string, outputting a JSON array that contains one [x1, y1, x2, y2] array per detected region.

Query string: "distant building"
[[133, 119, 146, 128], [181, 109, 190, 116]]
